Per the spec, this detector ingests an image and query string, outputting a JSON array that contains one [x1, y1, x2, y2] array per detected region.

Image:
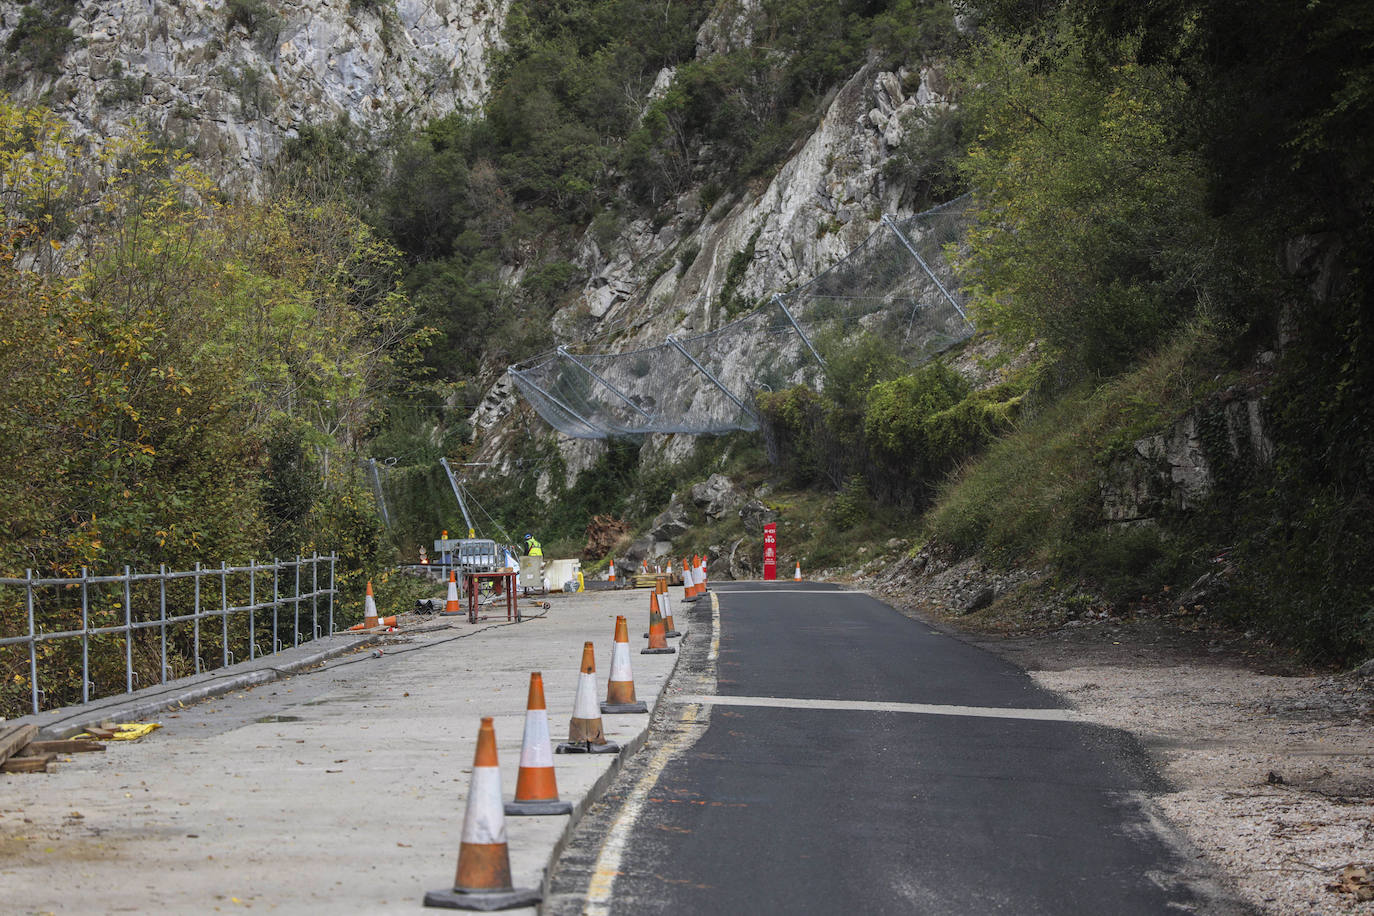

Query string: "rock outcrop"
[[0, 0, 505, 181], [689, 473, 743, 520], [1101, 394, 1274, 523]]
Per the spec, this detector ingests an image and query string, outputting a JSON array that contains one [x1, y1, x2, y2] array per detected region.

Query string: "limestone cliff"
[[0, 0, 504, 179], [473, 58, 957, 487]]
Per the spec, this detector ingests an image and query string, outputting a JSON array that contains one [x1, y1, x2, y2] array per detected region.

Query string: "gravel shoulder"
[[864, 561, 1374, 916]]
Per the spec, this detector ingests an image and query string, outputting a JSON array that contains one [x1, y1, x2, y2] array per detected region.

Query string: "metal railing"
[[0, 554, 337, 716]]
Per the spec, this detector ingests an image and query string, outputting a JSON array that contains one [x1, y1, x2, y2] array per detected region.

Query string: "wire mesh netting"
[[510, 196, 974, 438]]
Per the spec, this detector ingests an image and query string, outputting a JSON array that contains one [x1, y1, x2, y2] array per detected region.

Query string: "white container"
[[543, 558, 582, 592]]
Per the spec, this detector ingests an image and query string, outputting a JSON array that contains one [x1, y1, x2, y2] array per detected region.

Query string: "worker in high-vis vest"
[[523, 533, 543, 556]]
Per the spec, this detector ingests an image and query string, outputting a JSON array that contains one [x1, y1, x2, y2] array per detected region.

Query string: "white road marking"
[[583, 593, 719, 914], [713, 589, 874, 595], [709, 592, 720, 662], [670, 694, 1083, 723], [582, 703, 702, 915]]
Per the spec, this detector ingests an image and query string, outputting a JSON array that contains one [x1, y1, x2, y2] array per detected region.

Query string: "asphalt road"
[[548, 582, 1247, 915]]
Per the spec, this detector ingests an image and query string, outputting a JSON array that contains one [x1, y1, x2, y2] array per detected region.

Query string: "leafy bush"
[[956, 22, 1218, 376], [864, 363, 970, 461], [225, 0, 281, 40], [2, 0, 75, 82]]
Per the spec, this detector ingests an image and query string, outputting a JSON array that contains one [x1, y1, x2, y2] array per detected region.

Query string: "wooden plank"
[[0, 723, 38, 767], [1, 752, 54, 773], [18, 739, 105, 755]]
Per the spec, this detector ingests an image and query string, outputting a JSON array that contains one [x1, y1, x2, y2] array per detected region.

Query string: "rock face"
[[648, 494, 691, 542], [689, 473, 742, 520], [0, 0, 505, 181], [737, 498, 778, 534], [556, 61, 955, 373], [1101, 394, 1274, 523]]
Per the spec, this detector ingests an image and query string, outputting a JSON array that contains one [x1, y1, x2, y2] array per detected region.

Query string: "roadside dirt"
[[863, 560, 1374, 916]]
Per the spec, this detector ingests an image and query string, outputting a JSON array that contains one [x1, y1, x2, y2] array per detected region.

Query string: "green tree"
[[956, 23, 1216, 375]]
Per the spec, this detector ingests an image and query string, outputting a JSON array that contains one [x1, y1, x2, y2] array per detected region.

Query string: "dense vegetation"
[[755, 0, 1373, 663], [268, 0, 967, 561], [0, 100, 429, 713]]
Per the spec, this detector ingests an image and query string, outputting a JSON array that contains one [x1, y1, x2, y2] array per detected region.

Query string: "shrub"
[[2, 0, 76, 82], [956, 22, 1218, 376]]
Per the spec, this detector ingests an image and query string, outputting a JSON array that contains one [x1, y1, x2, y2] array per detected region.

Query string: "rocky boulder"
[[738, 498, 779, 534], [1101, 395, 1273, 523], [648, 494, 691, 542], [690, 473, 743, 520], [727, 537, 759, 580]]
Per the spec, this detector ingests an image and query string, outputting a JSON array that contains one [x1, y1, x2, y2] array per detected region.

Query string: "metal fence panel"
[[0, 555, 338, 716]]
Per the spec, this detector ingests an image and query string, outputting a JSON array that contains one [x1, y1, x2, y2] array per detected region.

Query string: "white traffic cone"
[[602, 617, 648, 714], [505, 673, 573, 816], [555, 642, 620, 754], [423, 718, 540, 910]]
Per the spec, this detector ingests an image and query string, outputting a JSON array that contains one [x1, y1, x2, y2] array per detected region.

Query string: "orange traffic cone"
[[555, 642, 620, 754], [423, 717, 540, 910], [794, 561, 802, 581], [505, 673, 573, 816], [442, 570, 462, 616], [602, 617, 648, 714], [608, 561, 617, 584], [696, 556, 709, 595], [682, 559, 699, 602], [642, 592, 676, 655], [364, 581, 380, 627], [644, 577, 670, 637], [348, 615, 398, 631], [658, 577, 680, 638]]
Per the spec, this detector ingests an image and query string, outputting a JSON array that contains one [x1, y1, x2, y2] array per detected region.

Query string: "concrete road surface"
[[1, 588, 679, 914]]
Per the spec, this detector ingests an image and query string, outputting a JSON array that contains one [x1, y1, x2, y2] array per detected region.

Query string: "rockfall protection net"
[[510, 195, 973, 438]]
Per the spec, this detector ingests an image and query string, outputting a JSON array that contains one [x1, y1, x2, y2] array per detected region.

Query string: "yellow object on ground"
[[576, 570, 585, 592], [79, 723, 162, 741]]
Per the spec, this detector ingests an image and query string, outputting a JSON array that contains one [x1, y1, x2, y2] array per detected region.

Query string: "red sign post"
[[762, 523, 777, 581]]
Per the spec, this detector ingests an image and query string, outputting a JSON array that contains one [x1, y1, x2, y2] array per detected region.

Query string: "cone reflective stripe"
[[602, 617, 648, 714], [424, 717, 540, 910], [556, 643, 620, 754], [642, 592, 675, 655], [363, 582, 380, 628], [658, 576, 680, 638], [506, 673, 573, 815], [794, 560, 803, 581], [442, 570, 462, 616]]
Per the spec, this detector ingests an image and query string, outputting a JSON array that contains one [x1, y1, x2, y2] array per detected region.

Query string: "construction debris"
[[0, 723, 104, 774], [78, 722, 161, 742], [583, 514, 628, 561], [0, 723, 39, 768]]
